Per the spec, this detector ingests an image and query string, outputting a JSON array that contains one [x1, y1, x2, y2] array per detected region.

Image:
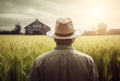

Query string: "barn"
[[24, 19, 51, 35], [107, 29, 120, 35]]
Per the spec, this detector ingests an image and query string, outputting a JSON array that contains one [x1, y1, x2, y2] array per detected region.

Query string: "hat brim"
[[46, 30, 83, 39]]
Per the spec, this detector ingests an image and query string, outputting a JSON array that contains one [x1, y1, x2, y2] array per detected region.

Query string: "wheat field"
[[0, 35, 120, 81]]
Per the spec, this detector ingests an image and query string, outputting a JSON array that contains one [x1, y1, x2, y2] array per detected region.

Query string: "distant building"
[[83, 31, 96, 36], [107, 29, 120, 35], [24, 19, 51, 35]]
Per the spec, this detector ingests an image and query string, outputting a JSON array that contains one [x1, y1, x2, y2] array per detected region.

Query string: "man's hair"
[[54, 38, 75, 45]]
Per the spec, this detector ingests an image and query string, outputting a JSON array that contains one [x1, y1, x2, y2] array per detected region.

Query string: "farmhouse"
[[107, 29, 120, 35], [24, 19, 51, 35]]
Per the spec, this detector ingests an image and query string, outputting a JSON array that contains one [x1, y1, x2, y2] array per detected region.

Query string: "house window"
[[39, 25, 41, 28], [43, 26, 46, 28], [33, 25, 35, 28], [36, 25, 38, 28]]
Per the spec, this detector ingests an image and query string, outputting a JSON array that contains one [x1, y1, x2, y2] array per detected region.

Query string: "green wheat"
[[0, 35, 120, 81]]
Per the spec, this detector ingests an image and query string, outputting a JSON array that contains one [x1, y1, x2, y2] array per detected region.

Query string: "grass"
[[0, 35, 120, 81]]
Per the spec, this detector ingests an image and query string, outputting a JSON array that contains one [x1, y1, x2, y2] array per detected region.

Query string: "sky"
[[0, 0, 120, 32]]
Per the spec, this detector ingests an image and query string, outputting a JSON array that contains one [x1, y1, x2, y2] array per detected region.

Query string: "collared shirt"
[[29, 45, 99, 81]]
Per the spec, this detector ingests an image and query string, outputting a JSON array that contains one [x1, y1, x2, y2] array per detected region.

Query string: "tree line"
[[84, 23, 120, 35], [0, 23, 21, 34]]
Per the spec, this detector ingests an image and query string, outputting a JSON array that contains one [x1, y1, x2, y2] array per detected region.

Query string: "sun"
[[90, 7, 103, 18], [87, 6, 106, 25]]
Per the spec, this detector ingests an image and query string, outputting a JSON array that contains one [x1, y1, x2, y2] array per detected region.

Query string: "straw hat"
[[47, 18, 83, 39]]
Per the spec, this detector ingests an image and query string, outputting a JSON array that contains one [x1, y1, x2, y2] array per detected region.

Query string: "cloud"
[[0, 0, 59, 27], [44, 0, 80, 3], [0, 0, 120, 30], [0, 0, 81, 28], [0, 13, 31, 19]]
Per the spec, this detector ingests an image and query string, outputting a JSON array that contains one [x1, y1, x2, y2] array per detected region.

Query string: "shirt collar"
[[54, 45, 73, 50]]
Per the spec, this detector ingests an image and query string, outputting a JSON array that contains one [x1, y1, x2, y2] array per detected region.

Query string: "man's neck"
[[55, 45, 73, 50]]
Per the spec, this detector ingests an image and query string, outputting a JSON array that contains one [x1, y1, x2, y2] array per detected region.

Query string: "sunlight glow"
[[85, 6, 106, 28], [90, 7, 103, 18]]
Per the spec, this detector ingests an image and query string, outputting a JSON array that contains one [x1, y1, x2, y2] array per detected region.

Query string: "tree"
[[97, 23, 107, 35], [12, 23, 21, 34]]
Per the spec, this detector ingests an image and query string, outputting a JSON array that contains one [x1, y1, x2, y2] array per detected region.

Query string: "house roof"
[[108, 29, 120, 32], [24, 19, 50, 29]]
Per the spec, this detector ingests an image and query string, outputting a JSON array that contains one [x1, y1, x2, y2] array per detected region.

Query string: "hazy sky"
[[0, 0, 120, 31]]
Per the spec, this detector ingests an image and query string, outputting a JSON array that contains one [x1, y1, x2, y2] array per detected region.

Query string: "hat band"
[[55, 32, 74, 36]]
